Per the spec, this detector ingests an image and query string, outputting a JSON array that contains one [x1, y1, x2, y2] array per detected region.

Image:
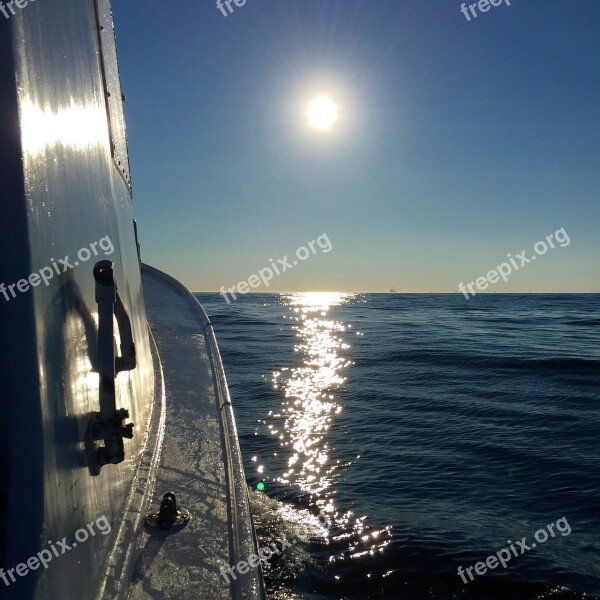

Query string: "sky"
[[112, 0, 600, 293]]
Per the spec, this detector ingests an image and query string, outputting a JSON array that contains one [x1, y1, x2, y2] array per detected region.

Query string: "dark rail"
[[87, 260, 136, 475]]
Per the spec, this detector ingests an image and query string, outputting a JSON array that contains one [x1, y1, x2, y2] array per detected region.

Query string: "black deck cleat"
[[145, 492, 191, 530]]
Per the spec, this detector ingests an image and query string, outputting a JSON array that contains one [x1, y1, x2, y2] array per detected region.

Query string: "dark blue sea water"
[[195, 293, 600, 600]]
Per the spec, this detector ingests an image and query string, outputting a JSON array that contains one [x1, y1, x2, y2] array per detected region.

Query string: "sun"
[[307, 96, 338, 131]]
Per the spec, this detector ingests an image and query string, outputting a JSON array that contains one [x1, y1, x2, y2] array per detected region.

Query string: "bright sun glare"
[[307, 97, 338, 131]]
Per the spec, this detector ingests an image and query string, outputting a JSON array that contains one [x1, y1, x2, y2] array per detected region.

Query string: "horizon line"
[[190, 291, 600, 295]]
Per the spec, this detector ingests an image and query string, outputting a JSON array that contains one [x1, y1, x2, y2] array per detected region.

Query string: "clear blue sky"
[[112, 0, 599, 292]]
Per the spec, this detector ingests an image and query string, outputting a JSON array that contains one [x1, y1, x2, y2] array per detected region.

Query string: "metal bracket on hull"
[[87, 260, 136, 475]]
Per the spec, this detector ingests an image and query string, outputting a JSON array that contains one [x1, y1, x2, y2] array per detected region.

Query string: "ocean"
[[194, 293, 600, 600]]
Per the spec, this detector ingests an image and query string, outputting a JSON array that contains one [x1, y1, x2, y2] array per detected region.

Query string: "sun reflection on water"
[[251, 292, 394, 593], [273, 292, 354, 503]]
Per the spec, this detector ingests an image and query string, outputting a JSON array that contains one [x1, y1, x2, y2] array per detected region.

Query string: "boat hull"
[[0, 1, 154, 597]]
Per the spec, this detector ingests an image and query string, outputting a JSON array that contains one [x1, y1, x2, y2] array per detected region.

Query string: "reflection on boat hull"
[[0, 2, 262, 599]]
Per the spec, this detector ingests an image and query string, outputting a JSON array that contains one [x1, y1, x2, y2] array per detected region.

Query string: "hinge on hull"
[[86, 260, 137, 476]]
